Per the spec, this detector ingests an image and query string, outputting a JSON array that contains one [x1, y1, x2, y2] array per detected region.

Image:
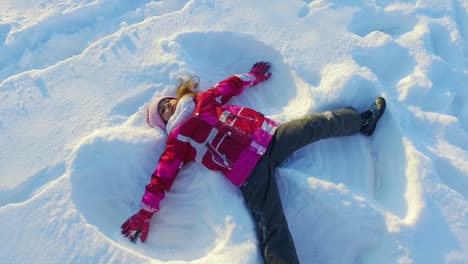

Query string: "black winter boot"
[[360, 97, 386, 136]]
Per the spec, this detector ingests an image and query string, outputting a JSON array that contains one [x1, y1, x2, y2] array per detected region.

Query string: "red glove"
[[121, 209, 154, 242], [248, 61, 272, 84]]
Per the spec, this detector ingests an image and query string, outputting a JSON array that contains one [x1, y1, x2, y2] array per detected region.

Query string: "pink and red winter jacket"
[[141, 75, 279, 213]]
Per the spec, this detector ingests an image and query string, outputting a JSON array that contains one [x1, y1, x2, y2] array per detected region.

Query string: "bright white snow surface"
[[1, 0, 468, 263]]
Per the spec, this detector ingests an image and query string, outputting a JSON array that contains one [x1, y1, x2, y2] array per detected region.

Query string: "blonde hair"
[[176, 76, 199, 99]]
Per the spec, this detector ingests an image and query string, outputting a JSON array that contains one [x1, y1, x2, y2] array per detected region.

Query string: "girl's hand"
[[248, 61, 272, 84], [121, 209, 154, 243]]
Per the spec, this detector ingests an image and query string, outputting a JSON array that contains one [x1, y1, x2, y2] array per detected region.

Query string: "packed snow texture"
[[1, 0, 468, 263]]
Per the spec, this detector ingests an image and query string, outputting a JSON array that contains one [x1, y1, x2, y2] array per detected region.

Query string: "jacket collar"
[[166, 95, 196, 134]]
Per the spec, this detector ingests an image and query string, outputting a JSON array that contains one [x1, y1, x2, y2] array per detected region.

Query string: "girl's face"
[[158, 98, 179, 123]]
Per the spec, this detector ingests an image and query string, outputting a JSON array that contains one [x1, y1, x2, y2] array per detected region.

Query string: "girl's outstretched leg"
[[269, 107, 362, 166], [241, 158, 300, 264]]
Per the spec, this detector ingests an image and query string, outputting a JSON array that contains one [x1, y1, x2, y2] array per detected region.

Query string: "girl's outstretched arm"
[[202, 61, 272, 105], [121, 135, 187, 243]]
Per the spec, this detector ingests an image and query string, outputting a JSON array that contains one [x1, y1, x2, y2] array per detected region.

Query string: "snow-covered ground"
[[1, 0, 467, 263]]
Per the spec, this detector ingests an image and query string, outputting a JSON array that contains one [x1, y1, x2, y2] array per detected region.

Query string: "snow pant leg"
[[241, 155, 300, 264], [269, 107, 361, 166]]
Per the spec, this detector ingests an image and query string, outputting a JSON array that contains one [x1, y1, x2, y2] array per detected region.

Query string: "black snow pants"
[[240, 107, 361, 264]]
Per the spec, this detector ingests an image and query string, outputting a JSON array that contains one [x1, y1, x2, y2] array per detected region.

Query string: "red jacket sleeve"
[[202, 74, 257, 105], [140, 135, 186, 213]]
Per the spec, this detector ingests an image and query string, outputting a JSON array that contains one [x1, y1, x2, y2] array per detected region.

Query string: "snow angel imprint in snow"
[[121, 61, 387, 264], [164, 31, 298, 113]]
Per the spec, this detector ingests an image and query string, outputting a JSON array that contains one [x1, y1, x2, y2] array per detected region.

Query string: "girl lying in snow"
[[121, 62, 386, 264]]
